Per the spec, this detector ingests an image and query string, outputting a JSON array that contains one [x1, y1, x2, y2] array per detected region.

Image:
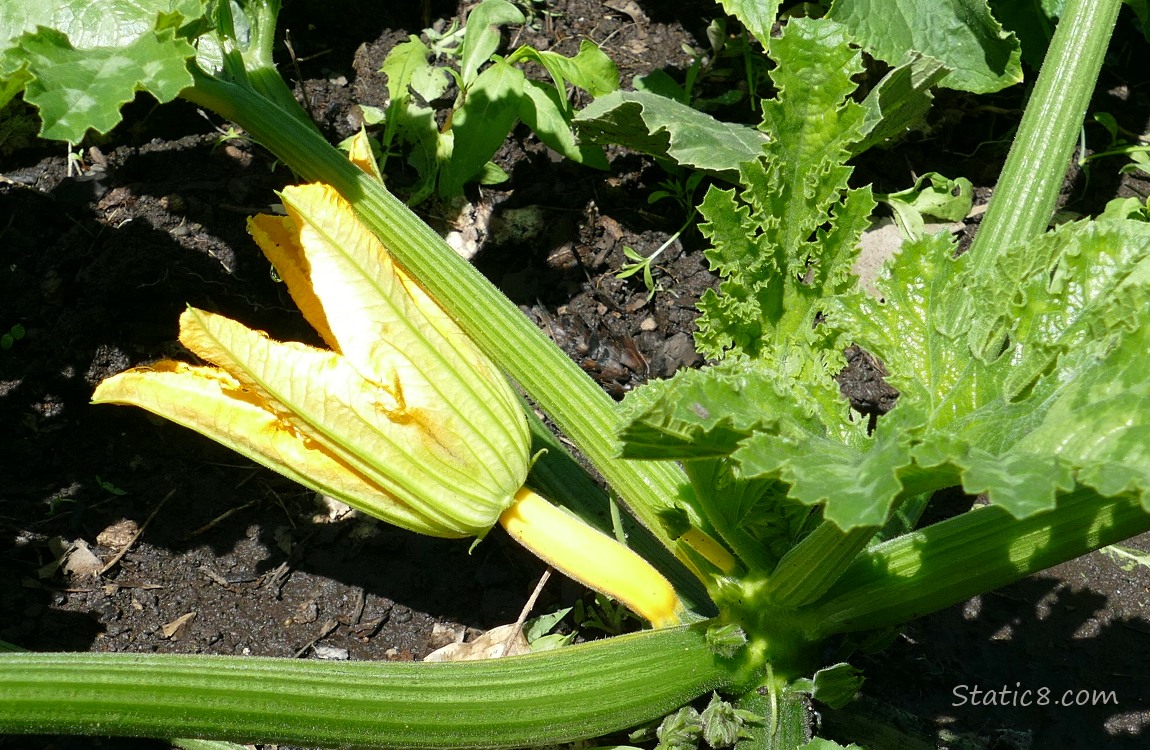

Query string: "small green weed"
[[616, 172, 703, 300], [1, 324, 24, 350], [374, 0, 618, 202]]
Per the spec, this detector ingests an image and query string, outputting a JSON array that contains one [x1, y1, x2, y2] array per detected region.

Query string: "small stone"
[[97, 519, 139, 549], [312, 644, 350, 660], [160, 194, 186, 214]]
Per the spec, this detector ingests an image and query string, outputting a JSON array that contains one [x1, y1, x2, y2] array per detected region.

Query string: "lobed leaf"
[[574, 90, 769, 177], [694, 18, 875, 360], [575, 50, 947, 179], [827, 0, 1022, 93], [621, 14, 1150, 531], [0, 21, 195, 141], [0, 0, 202, 49], [833, 218, 1150, 518], [618, 360, 784, 460], [853, 52, 948, 153], [507, 40, 619, 98], [733, 412, 911, 529], [715, 0, 780, 47], [988, 0, 1063, 67]]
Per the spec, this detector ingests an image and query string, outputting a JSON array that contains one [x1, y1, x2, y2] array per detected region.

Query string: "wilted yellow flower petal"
[[91, 360, 459, 537], [500, 489, 684, 628], [346, 128, 383, 181], [96, 180, 528, 539], [261, 184, 530, 504], [176, 306, 520, 536], [247, 213, 338, 350]]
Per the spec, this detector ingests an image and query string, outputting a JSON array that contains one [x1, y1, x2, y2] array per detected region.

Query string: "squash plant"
[[1, 0, 1148, 748]]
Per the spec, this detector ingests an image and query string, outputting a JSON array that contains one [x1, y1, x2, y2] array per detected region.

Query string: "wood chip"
[[602, 0, 648, 25], [160, 612, 196, 639], [423, 623, 532, 662]]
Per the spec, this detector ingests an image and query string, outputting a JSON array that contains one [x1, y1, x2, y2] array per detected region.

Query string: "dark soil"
[[3, 2, 1150, 749]]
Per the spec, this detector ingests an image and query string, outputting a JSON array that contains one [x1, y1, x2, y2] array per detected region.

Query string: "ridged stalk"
[[806, 489, 1150, 638], [0, 625, 736, 748], [966, 0, 1122, 263], [764, 523, 879, 607]]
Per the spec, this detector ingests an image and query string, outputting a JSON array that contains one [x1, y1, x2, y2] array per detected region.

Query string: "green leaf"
[[854, 53, 949, 153], [891, 172, 973, 222], [1014, 322, 1150, 503], [1099, 544, 1150, 573], [877, 171, 973, 239], [989, 0, 1063, 67], [573, 90, 769, 177], [618, 361, 782, 460], [439, 58, 524, 196], [715, 0, 781, 47], [615, 19, 933, 531], [800, 738, 864, 750], [1100, 196, 1150, 222], [633, 68, 687, 102], [381, 35, 449, 105], [519, 79, 607, 168], [1125, 0, 1150, 40], [507, 39, 619, 98], [378, 35, 449, 199], [833, 219, 1150, 517], [0, 16, 196, 141], [808, 662, 864, 709], [827, 0, 1022, 93], [0, 0, 203, 49], [694, 18, 875, 360], [733, 408, 912, 529], [458, 0, 524, 87], [645, 116, 1150, 531]]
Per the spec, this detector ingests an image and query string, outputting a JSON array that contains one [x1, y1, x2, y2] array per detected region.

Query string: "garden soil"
[[3, 2, 1150, 748]]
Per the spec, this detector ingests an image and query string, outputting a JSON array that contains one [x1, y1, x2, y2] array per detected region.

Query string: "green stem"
[[966, 0, 1122, 264], [806, 489, 1150, 638], [0, 626, 734, 748], [765, 523, 878, 607], [734, 668, 812, 749], [179, 69, 689, 557], [764, 481, 958, 607], [683, 461, 776, 576]]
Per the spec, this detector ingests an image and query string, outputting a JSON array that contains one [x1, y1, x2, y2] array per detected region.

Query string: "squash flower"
[[92, 158, 682, 628]]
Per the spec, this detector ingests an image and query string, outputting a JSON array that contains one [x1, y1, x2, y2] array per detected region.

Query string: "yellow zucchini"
[[500, 488, 684, 628]]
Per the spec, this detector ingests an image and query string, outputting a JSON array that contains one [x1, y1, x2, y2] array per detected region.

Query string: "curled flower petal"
[[95, 182, 528, 539], [263, 184, 530, 505], [92, 359, 460, 537], [247, 213, 338, 350], [175, 306, 519, 536]]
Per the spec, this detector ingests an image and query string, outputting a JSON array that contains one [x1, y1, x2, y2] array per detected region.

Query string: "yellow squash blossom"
[[92, 156, 683, 627]]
